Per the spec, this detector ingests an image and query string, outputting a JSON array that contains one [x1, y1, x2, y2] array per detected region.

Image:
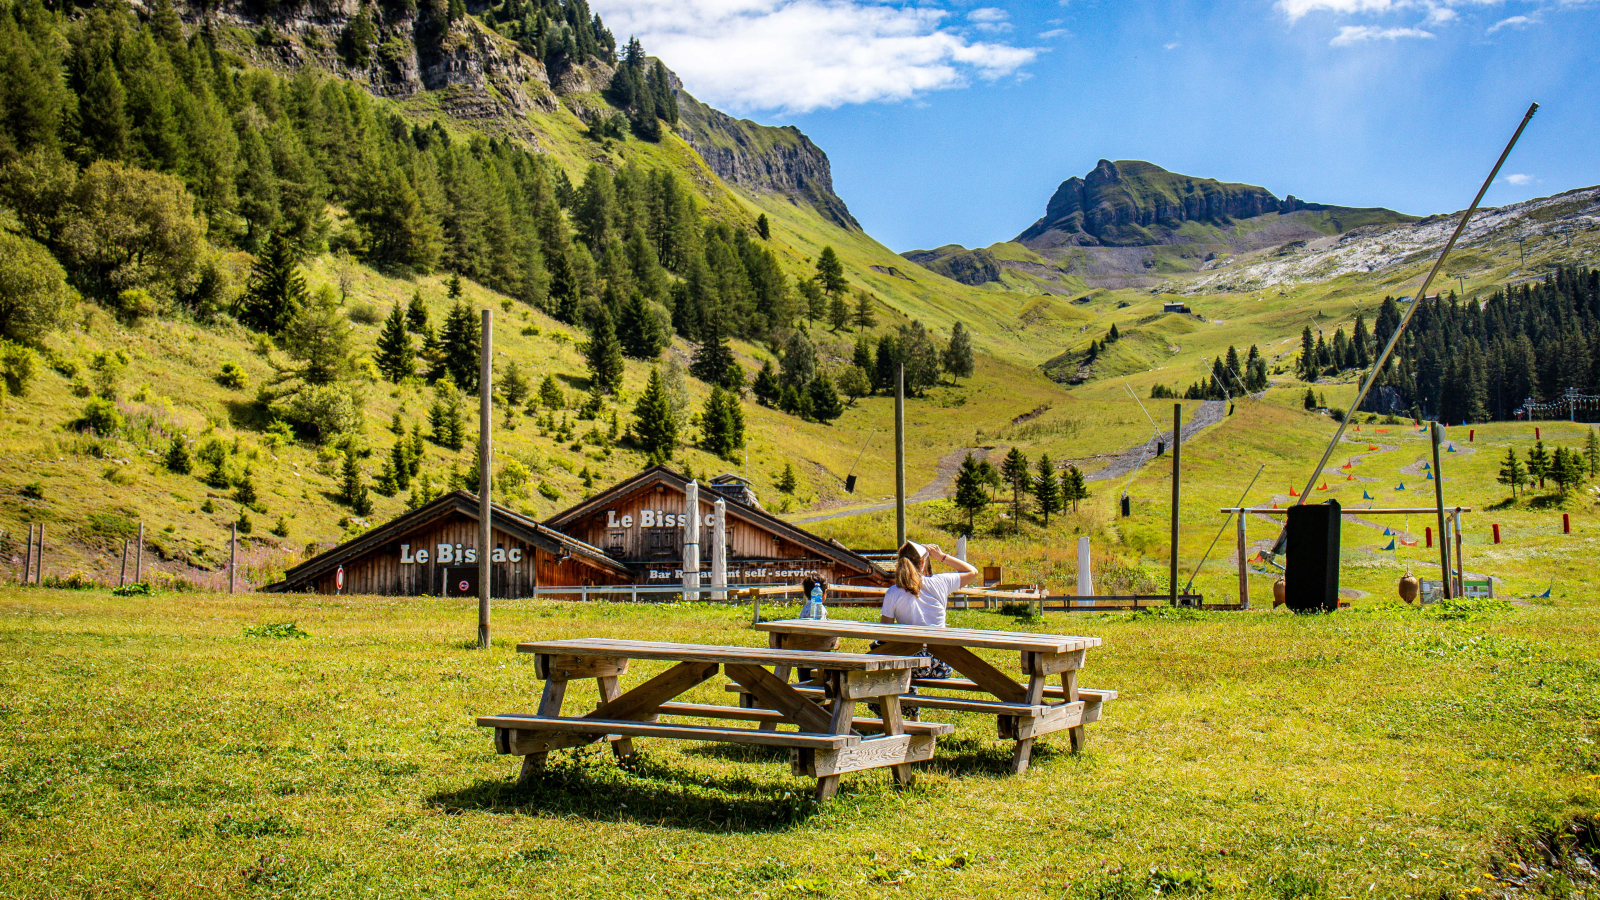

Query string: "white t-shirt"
[[880, 573, 963, 627]]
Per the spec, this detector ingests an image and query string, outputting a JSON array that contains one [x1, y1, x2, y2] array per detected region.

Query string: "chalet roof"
[[543, 465, 880, 579], [262, 491, 630, 592]]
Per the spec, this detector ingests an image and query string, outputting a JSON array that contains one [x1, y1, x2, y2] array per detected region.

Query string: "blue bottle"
[[803, 584, 827, 620]]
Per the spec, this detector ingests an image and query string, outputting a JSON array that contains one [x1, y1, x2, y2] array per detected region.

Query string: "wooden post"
[[711, 497, 727, 600], [682, 480, 700, 601], [119, 540, 129, 587], [1429, 422, 1452, 599], [35, 525, 43, 585], [895, 363, 906, 548], [478, 309, 493, 651], [229, 523, 237, 594], [134, 522, 144, 583], [1076, 536, 1092, 597], [1170, 403, 1182, 606], [23, 524, 34, 585], [1453, 508, 1465, 596], [1236, 512, 1249, 609]]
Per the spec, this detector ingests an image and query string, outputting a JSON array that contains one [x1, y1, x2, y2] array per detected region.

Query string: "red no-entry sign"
[[336, 566, 345, 592]]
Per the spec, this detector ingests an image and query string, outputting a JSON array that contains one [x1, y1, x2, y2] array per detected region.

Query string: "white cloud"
[[1424, 6, 1457, 24], [968, 7, 1013, 33], [1506, 173, 1533, 185], [1329, 24, 1435, 45], [595, 0, 1038, 113], [1037, 27, 1071, 38], [1163, 40, 1180, 49], [1487, 13, 1538, 31], [1276, 0, 1549, 23]]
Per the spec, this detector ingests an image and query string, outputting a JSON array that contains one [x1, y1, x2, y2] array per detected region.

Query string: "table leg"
[[596, 675, 635, 759], [1009, 671, 1048, 775], [815, 671, 857, 802], [1061, 669, 1085, 751], [758, 632, 791, 733], [879, 694, 914, 789], [519, 678, 567, 784]]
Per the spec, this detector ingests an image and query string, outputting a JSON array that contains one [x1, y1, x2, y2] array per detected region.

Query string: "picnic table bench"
[[477, 638, 953, 801], [742, 620, 1115, 774]]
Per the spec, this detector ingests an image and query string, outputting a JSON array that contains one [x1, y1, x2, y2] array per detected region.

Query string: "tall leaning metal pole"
[[895, 363, 906, 548], [1270, 102, 1538, 558], [1169, 403, 1182, 606], [478, 309, 493, 650]]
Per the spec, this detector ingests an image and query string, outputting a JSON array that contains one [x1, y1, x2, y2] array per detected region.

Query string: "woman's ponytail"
[[895, 544, 924, 596]]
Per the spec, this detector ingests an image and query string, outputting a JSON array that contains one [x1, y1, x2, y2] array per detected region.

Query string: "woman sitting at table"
[[880, 540, 978, 628], [877, 540, 978, 687]]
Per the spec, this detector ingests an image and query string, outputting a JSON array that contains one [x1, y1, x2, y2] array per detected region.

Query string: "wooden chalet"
[[543, 465, 887, 586], [263, 491, 630, 596]]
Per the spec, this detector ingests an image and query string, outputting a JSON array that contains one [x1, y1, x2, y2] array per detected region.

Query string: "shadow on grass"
[[917, 735, 1072, 778], [427, 747, 823, 833]]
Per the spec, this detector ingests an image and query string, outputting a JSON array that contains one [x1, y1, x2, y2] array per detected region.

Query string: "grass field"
[[1, 587, 1597, 899]]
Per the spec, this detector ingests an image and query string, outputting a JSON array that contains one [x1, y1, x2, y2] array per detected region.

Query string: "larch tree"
[[942, 321, 974, 384], [375, 303, 416, 382]]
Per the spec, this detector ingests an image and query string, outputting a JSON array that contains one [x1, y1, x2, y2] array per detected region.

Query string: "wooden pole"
[[1453, 508, 1465, 595], [1236, 512, 1249, 609], [895, 362, 906, 548], [1429, 422, 1452, 600], [24, 524, 34, 585], [35, 525, 43, 585], [229, 523, 237, 594], [134, 521, 144, 583], [119, 540, 129, 587], [711, 497, 727, 601], [478, 309, 493, 650], [1170, 403, 1181, 606]]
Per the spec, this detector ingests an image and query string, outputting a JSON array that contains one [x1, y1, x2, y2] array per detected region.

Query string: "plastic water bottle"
[[802, 585, 827, 620]]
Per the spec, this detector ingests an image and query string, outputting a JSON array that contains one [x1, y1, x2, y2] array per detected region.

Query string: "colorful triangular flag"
[[1536, 587, 1551, 598], [1289, 487, 1299, 496], [1363, 490, 1374, 500], [1447, 445, 1457, 453], [1382, 539, 1395, 551], [1368, 445, 1379, 451], [1383, 527, 1393, 536], [1397, 482, 1406, 491], [1318, 482, 1329, 490], [1426, 471, 1434, 480], [1401, 539, 1418, 546]]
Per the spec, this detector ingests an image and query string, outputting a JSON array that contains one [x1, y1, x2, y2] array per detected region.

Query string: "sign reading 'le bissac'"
[[605, 510, 721, 529], [398, 543, 524, 565]]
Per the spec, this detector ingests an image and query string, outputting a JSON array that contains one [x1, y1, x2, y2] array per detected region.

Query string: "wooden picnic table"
[[747, 620, 1115, 774], [477, 637, 953, 801]]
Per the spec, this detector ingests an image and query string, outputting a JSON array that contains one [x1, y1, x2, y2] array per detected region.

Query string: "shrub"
[[0, 229, 73, 343], [20, 481, 44, 500], [236, 511, 253, 534], [537, 481, 561, 501], [77, 398, 123, 435], [165, 437, 192, 474], [115, 288, 162, 322], [200, 498, 216, 513], [348, 301, 382, 325], [0, 340, 37, 396], [279, 383, 362, 443], [271, 516, 290, 538], [112, 582, 154, 597], [216, 362, 250, 390], [243, 622, 308, 639]]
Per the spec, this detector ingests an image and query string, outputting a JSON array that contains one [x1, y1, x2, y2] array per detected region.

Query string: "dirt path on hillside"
[[788, 447, 991, 525], [1083, 400, 1229, 482]]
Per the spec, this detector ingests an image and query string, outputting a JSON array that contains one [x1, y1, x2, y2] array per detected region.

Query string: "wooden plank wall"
[[301, 517, 548, 596], [566, 485, 816, 564]]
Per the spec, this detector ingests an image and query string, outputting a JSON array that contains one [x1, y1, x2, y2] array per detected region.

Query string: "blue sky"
[[595, 0, 1600, 252]]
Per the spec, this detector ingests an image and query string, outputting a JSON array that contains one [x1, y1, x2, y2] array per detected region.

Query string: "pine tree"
[[780, 329, 817, 394], [438, 300, 480, 390], [1000, 448, 1030, 528], [814, 246, 847, 298], [1108, 323, 1121, 342], [539, 374, 565, 410], [1528, 440, 1550, 488], [942, 321, 974, 384], [690, 321, 742, 390], [828, 294, 850, 331], [429, 377, 465, 450], [756, 214, 770, 240], [953, 452, 988, 535], [1497, 447, 1526, 498], [339, 448, 373, 515], [1304, 387, 1318, 410], [585, 306, 624, 394], [448, 272, 464, 300], [406, 290, 429, 332], [752, 360, 780, 407], [874, 334, 900, 394], [237, 232, 307, 334], [1298, 326, 1316, 381], [852, 334, 875, 380], [1063, 465, 1088, 511], [630, 368, 677, 461], [617, 290, 666, 359], [1034, 455, 1061, 526], [797, 278, 826, 326], [777, 462, 798, 494], [1585, 428, 1599, 479], [1352, 314, 1371, 368], [497, 360, 531, 408], [374, 456, 399, 496], [390, 439, 412, 491], [375, 303, 416, 382], [165, 437, 191, 474], [701, 386, 745, 459], [1551, 447, 1585, 497], [808, 373, 844, 423]]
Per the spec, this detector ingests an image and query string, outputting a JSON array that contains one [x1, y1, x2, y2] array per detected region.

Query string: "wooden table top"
[[755, 619, 1101, 654], [519, 637, 927, 671]]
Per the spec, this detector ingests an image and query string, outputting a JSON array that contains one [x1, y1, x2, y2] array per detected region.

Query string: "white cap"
[[902, 540, 926, 560]]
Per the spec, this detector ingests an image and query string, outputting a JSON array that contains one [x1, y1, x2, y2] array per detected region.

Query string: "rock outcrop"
[[900, 245, 1001, 286], [674, 91, 860, 231], [1017, 159, 1390, 249]]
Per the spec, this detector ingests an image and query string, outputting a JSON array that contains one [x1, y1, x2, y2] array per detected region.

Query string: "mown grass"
[[1, 587, 1597, 898]]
